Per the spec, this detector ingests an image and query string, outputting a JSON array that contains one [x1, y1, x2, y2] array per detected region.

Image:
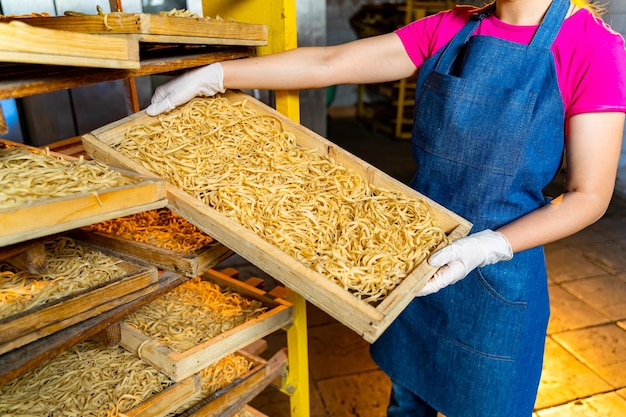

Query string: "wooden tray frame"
[[125, 373, 202, 417], [82, 90, 472, 343], [0, 141, 167, 247], [0, 20, 138, 68], [69, 223, 233, 277], [0, 244, 159, 355], [180, 349, 287, 417], [120, 269, 293, 382], [1, 13, 268, 46]]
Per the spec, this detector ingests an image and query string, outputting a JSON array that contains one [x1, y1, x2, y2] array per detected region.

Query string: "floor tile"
[[536, 338, 612, 409], [547, 285, 608, 334], [552, 324, 626, 388], [562, 276, 626, 321], [545, 246, 608, 283], [536, 391, 626, 417], [316, 370, 391, 417], [307, 322, 379, 381], [588, 216, 626, 241], [545, 225, 610, 249], [583, 242, 626, 275]]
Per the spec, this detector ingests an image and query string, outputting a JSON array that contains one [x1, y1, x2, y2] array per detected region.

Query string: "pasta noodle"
[[171, 353, 255, 415], [0, 340, 175, 416], [83, 208, 214, 253], [0, 148, 135, 209], [125, 277, 266, 352], [115, 96, 447, 302], [0, 237, 126, 319]]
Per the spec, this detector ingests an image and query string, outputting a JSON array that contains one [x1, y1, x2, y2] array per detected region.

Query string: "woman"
[[147, 0, 626, 415]]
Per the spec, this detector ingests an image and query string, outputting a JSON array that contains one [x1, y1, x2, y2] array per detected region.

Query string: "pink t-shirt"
[[396, 5, 626, 118]]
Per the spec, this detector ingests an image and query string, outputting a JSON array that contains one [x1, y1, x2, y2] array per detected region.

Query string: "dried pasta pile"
[[0, 147, 135, 209], [84, 208, 214, 253], [0, 340, 175, 416], [116, 97, 447, 302], [0, 237, 126, 319], [125, 277, 266, 352], [172, 353, 256, 415]]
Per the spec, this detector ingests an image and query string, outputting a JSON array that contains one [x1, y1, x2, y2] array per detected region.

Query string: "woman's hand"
[[417, 229, 513, 296], [146, 63, 225, 116]]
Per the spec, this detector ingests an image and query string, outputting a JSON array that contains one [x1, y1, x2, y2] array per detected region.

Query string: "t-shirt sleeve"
[[562, 15, 626, 116], [394, 6, 472, 69]]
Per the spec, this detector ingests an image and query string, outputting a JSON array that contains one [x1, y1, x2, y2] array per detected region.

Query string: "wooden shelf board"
[[0, 46, 256, 100]]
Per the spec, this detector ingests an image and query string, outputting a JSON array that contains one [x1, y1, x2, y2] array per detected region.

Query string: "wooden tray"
[[0, 20, 138, 68], [0, 240, 159, 355], [120, 269, 293, 382], [180, 349, 287, 417], [68, 208, 233, 277], [0, 142, 167, 247], [82, 90, 472, 343], [1, 13, 268, 46], [0, 338, 201, 417], [125, 374, 201, 417]]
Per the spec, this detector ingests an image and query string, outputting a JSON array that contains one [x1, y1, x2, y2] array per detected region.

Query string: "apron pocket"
[[414, 71, 536, 176], [415, 270, 527, 361]]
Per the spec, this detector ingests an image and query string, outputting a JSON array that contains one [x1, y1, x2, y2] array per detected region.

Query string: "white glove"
[[145, 63, 225, 116], [416, 229, 513, 297]]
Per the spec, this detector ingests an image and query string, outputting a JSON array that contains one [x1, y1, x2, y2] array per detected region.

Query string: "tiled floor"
[[218, 116, 626, 417]]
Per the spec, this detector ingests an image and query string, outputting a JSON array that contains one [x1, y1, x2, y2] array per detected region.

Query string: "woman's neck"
[[494, 0, 561, 25]]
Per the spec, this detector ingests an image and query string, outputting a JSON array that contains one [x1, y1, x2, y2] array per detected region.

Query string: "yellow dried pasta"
[[115, 96, 447, 302], [125, 277, 266, 352], [0, 237, 126, 319], [84, 208, 214, 253], [0, 340, 175, 416], [0, 148, 135, 209]]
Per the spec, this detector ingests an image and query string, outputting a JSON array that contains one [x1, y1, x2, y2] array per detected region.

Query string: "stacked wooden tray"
[[0, 12, 266, 70], [0, 237, 159, 356], [82, 90, 472, 343], [69, 208, 233, 277], [0, 12, 268, 46], [0, 140, 167, 247], [0, 20, 138, 68], [119, 269, 293, 382]]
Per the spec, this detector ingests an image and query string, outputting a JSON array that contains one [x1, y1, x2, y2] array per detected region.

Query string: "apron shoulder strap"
[[434, 4, 494, 72], [529, 0, 570, 48]]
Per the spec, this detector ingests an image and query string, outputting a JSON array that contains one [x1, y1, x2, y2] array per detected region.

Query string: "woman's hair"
[[572, 0, 604, 16]]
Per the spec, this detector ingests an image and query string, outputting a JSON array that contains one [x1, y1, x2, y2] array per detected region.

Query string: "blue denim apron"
[[371, 1, 569, 415]]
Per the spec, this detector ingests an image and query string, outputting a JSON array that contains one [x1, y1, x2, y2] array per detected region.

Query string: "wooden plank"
[[4, 242, 47, 274], [0, 271, 187, 387], [1, 14, 268, 45], [89, 322, 122, 347], [0, 21, 138, 69], [120, 270, 293, 382], [0, 47, 256, 100], [0, 259, 158, 354], [125, 374, 202, 417], [82, 90, 472, 343], [183, 349, 287, 417]]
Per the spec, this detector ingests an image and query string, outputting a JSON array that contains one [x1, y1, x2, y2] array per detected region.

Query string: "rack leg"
[[282, 288, 310, 417]]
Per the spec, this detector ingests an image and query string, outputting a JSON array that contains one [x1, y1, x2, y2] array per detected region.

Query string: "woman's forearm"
[[497, 111, 624, 253], [221, 33, 416, 91]]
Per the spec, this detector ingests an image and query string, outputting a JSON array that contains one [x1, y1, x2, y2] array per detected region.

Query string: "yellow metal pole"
[[201, 1, 308, 416]]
